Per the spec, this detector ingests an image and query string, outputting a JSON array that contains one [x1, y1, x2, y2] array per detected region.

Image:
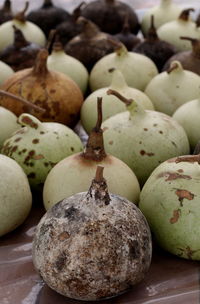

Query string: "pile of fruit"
[[1, 0, 200, 301]]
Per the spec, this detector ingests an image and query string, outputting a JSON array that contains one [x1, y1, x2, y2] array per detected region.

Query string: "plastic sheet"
[[0, 204, 199, 304]]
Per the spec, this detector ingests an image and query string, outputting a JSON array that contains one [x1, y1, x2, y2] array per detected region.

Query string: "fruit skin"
[[1, 114, 83, 189], [139, 155, 200, 260], [0, 154, 32, 236], [43, 153, 140, 210], [102, 108, 190, 185], [0, 106, 20, 149], [172, 98, 200, 150], [33, 190, 151, 300], [0, 60, 14, 85], [0, 49, 84, 127]]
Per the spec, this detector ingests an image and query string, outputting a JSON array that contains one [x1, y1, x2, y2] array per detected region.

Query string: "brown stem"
[[82, 97, 106, 161], [87, 165, 111, 205], [2, 0, 11, 11], [180, 36, 200, 58], [179, 8, 194, 21], [32, 49, 49, 76], [147, 15, 158, 42], [107, 38, 127, 55], [95, 165, 104, 182], [105, 0, 115, 4], [167, 62, 179, 74], [107, 89, 132, 106], [52, 35, 64, 52], [121, 13, 130, 34], [0, 90, 45, 113], [72, 2, 85, 21], [175, 155, 200, 164], [13, 25, 29, 49], [77, 17, 100, 38], [45, 29, 57, 53], [14, 2, 29, 23]]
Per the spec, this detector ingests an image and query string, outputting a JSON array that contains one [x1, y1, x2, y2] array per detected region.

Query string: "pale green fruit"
[[173, 98, 200, 150], [139, 155, 200, 260], [1, 113, 83, 189], [89, 44, 158, 92], [102, 90, 190, 185], [0, 18, 46, 52], [81, 69, 154, 134], [43, 153, 140, 210], [0, 106, 20, 149], [157, 9, 200, 51], [47, 45, 88, 94], [145, 61, 200, 116], [0, 60, 14, 85], [141, 0, 181, 37], [0, 154, 32, 236]]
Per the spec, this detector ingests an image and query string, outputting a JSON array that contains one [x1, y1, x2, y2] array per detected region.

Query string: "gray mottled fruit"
[[139, 154, 200, 260], [33, 166, 152, 301], [1, 113, 83, 189]]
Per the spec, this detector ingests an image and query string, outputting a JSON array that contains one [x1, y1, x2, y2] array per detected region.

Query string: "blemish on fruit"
[[171, 141, 177, 147], [159, 130, 163, 134], [109, 141, 113, 145], [175, 189, 195, 206], [153, 124, 157, 127], [22, 149, 27, 153], [27, 172, 36, 179], [40, 131, 45, 135], [44, 162, 49, 167], [21, 116, 38, 129], [178, 169, 184, 173], [157, 172, 191, 181], [11, 146, 18, 152], [58, 231, 70, 241], [32, 138, 39, 144], [170, 209, 181, 224], [50, 89, 56, 94], [14, 137, 22, 142], [33, 154, 45, 160], [140, 150, 154, 156], [143, 128, 148, 131], [70, 147, 74, 152]]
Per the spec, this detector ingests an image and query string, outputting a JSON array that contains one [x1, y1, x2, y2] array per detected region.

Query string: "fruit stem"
[[72, 2, 85, 21], [82, 97, 106, 161], [0, 90, 45, 113], [180, 36, 200, 59], [175, 155, 200, 164], [107, 89, 132, 105], [179, 8, 194, 21], [87, 165, 111, 206], [167, 61, 179, 74], [13, 25, 29, 49], [46, 29, 57, 53], [105, 0, 115, 4], [43, 0, 53, 8], [14, 2, 29, 23], [77, 17, 100, 38], [147, 15, 158, 42], [121, 13, 130, 34], [32, 49, 49, 76], [52, 35, 64, 52]]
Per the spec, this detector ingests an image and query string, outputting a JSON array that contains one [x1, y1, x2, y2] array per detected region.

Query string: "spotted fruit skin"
[[0, 154, 32, 236], [102, 110, 190, 185], [139, 156, 200, 260], [43, 153, 140, 210], [1, 114, 83, 189], [33, 192, 152, 301]]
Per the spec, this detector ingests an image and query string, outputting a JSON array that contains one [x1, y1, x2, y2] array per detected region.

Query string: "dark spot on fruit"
[[170, 209, 181, 224], [64, 206, 78, 219], [53, 131, 58, 135], [70, 147, 74, 152], [55, 252, 66, 271], [44, 162, 49, 167], [171, 141, 177, 147], [108, 67, 115, 73], [27, 172, 36, 179], [143, 128, 148, 131], [11, 146, 18, 152], [50, 89, 56, 94], [32, 138, 39, 144], [140, 150, 154, 156], [153, 124, 157, 127], [139, 141, 142, 144], [21, 116, 38, 129], [175, 189, 195, 206], [40, 131, 45, 135], [129, 240, 140, 259], [178, 169, 184, 173], [58, 231, 70, 241], [29, 150, 35, 157], [157, 172, 192, 181], [29, 162, 34, 167], [109, 141, 113, 145], [18, 151, 21, 155], [22, 149, 27, 153], [159, 130, 163, 134], [14, 137, 22, 142], [176, 85, 180, 88], [140, 150, 145, 155]]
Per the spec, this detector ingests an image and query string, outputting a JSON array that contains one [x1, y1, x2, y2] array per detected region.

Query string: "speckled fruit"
[[139, 154, 200, 260], [0, 154, 32, 236], [33, 166, 152, 301], [0, 106, 20, 149], [102, 90, 190, 185], [1, 113, 83, 189], [0, 49, 83, 127]]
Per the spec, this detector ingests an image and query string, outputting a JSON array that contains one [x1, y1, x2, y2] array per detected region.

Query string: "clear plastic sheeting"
[[0, 205, 200, 304]]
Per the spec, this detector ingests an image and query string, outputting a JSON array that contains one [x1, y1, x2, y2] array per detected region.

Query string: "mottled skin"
[[0, 51, 83, 127], [1, 114, 83, 189], [33, 185, 151, 300], [139, 155, 200, 260]]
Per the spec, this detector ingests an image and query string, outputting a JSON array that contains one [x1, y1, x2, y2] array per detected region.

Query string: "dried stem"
[[179, 8, 194, 21], [14, 2, 29, 23], [175, 155, 200, 164], [107, 89, 132, 105], [167, 62, 179, 74]]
